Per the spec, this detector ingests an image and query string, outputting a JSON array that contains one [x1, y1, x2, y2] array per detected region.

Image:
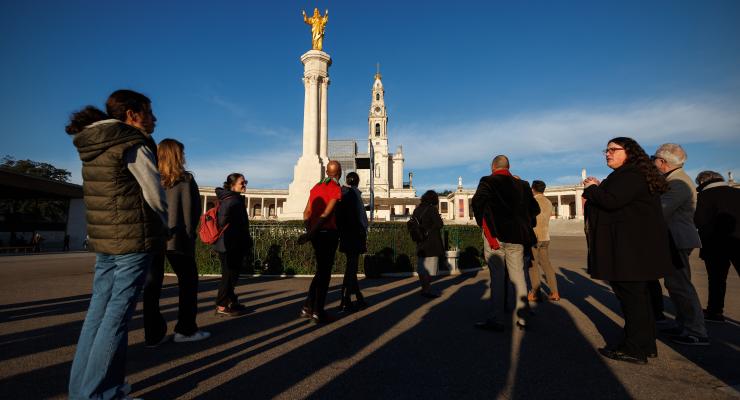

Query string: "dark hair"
[[66, 89, 151, 135], [346, 172, 360, 187], [223, 173, 245, 190], [608, 137, 668, 195], [106, 89, 151, 121], [65, 106, 108, 134], [421, 190, 439, 206], [532, 180, 546, 193], [492, 155, 510, 170]]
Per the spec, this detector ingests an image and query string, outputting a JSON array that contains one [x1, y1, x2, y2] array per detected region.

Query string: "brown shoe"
[[549, 292, 561, 301], [527, 291, 538, 302]]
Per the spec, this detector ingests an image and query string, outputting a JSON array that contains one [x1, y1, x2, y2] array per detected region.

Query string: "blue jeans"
[[69, 253, 151, 400]]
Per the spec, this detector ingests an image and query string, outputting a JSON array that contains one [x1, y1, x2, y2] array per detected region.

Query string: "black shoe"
[[338, 302, 355, 313], [598, 348, 647, 365], [671, 334, 710, 346], [355, 298, 368, 309], [215, 305, 242, 317], [421, 291, 440, 299], [299, 307, 312, 319], [647, 352, 658, 358], [515, 319, 527, 331], [311, 312, 335, 324], [474, 320, 505, 332], [703, 309, 726, 323]]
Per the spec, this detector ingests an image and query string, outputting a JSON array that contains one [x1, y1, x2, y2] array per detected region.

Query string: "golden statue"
[[302, 8, 328, 51]]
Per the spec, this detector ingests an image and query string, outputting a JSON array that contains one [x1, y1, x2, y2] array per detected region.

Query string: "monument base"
[[279, 154, 326, 220]]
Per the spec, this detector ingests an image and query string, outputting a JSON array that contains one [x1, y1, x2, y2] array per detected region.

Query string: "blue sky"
[[2, 1, 739, 192]]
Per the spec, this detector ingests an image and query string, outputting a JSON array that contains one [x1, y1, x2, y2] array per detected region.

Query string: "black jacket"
[[695, 182, 740, 255], [213, 187, 252, 254], [337, 186, 367, 254], [413, 202, 445, 258], [583, 163, 673, 281], [471, 173, 539, 246], [165, 173, 201, 256]]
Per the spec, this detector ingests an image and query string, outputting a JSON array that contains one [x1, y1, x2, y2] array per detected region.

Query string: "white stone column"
[[575, 189, 584, 219], [319, 78, 329, 164], [557, 195, 562, 219], [282, 50, 332, 220], [246, 196, 251, 217]]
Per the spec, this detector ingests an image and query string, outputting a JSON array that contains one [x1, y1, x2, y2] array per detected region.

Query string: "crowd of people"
[[63, 89, 738, 398]]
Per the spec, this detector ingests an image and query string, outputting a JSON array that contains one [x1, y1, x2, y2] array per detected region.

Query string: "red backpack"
[[198, 197, 232, 245]]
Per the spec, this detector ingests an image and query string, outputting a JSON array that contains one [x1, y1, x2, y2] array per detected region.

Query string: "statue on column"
[[302, 8, 328, 51]]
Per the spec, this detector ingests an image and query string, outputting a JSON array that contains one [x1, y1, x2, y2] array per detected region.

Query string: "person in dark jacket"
[[583, 137, 673, 365], [471, 155, 539, 331], [412, 190, 446, 298], [337, 172, 368, 311], [66, 90, 170, 400], [143, 139, 210, 346], [213, 173, 252, 317], [694, 170, 740, 323]]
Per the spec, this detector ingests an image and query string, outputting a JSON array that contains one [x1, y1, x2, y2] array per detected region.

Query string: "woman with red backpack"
[[213, 173, 253, 316]]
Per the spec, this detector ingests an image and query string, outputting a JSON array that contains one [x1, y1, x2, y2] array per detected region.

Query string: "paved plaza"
[[0, 236, 738, 399]]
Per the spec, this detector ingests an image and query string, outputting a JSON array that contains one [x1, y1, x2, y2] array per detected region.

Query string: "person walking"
[[694, 170, 740, 323], [411, 190, 445, 298], [298, 161, 343, 323], [472, 155, 540, 331], [143, 139, 210, 346], [337, 172, 368, 312], [213, 173, 252, 317], [583, 137, 673, 364], [651, 143, 709, 345], [66, 89, 169, 399], [527, 180, 560, 302]]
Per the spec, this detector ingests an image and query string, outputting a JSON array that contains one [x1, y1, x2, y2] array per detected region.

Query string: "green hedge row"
[[172, 222, 484, 276]]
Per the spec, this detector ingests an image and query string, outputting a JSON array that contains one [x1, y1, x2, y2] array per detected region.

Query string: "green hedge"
[[170, 222, 484, 276]]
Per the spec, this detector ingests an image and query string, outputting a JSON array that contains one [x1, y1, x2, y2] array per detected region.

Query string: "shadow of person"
[[263, 244, 284, 275], [177, 273, 477, 400], [512, 290, 631, 398]]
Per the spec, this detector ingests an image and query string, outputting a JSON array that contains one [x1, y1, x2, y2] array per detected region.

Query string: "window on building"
[[375, 123, 380, 137], [376, 93, 379, 101], [458, 199, 465, 218], [375, 164, 381, 178], [253, 204, 261, 217], [440, 202, 448, 214]]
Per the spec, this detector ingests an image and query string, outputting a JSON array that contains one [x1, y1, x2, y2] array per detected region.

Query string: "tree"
[[1, 155, 71, 182]]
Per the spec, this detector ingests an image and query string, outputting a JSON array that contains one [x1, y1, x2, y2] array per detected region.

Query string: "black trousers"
[[647, 280, 665, 318], [342, 252, 362, 297], [217, 250, 244, 307], [304, 231, 339, 315], [143, 251, 200, 344], [610, 281, 656, 358], [703, 244, 740, 315]]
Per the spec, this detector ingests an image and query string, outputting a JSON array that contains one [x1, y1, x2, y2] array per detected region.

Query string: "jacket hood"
[[215, 187, 242, 200], [72, 120, 147, 162]]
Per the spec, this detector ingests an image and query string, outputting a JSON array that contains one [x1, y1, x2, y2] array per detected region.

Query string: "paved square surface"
[[0, 237, 738, 399]]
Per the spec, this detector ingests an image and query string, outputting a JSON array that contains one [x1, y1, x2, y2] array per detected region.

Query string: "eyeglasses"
[[603, 147, 625, 155]]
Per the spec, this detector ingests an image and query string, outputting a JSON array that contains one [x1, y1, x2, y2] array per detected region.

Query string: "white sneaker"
[[173, 330, 211, 343]]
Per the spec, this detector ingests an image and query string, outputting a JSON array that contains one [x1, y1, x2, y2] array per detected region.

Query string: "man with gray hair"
[[652, 143, 709, 345], [694, 170, 740, 323]]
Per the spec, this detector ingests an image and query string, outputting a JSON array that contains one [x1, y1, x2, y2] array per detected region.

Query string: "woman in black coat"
[[412, 190, 446, 298], [337, 172, 368, 311], [213, 173, 252, 316], [583, 137, 673, 364]]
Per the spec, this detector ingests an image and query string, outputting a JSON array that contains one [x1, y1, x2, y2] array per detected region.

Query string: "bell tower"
[[368, 64, 388, 156]]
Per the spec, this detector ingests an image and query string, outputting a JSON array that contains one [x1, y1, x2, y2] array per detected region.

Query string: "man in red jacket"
[[298, 161, 343, 323]]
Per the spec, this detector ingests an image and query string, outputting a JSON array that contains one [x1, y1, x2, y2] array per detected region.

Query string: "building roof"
[[0, 169, 83, 199]]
